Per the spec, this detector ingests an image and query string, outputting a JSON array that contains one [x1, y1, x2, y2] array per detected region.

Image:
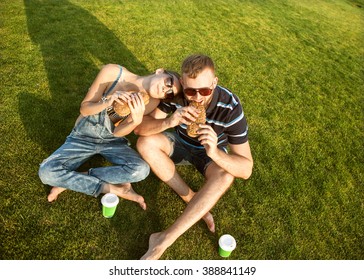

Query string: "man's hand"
[[167, 105, 199, 128], [197, 124, 219, 158]]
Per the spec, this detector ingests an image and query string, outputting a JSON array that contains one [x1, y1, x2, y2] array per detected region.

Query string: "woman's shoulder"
[[100, 63, 123, 71], [97, 64, 124, 80]]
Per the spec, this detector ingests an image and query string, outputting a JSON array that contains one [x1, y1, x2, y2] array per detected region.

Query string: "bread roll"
[[186, 101, 206, 138], [113, 92, 150, 117]]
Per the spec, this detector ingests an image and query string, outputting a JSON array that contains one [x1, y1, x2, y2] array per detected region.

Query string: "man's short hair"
[[181, 54, 215, 79]]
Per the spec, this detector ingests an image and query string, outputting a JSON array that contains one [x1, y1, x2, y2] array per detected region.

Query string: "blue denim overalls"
[[39, 66, 150, 197]]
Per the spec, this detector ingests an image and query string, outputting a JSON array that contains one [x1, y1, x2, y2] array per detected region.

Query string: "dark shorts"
[[164, 131, 227, 175]]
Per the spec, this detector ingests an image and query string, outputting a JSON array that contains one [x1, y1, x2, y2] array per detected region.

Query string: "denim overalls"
[[39, 66, 150, 197]]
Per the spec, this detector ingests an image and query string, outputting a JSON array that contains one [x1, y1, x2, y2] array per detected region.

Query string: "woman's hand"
[[104, 91, 133, 107], [128, 92, 146, 125]]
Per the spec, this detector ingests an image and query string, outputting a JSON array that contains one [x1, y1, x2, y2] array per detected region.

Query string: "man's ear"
[[213, 76, 218, 87]]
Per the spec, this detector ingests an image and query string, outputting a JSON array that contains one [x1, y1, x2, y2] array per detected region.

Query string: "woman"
[[39, 64, 182, 209]]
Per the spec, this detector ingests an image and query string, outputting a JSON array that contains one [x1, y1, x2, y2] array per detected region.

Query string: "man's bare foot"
[[47, 186, 67, 202], [202, 212, 215, 233], [111, 183, 146, 210], [140, 232, 168, 260]]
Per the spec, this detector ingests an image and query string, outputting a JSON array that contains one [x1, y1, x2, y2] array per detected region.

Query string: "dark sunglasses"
[[183, 84, 213, 97], [164, 71, 175, 99]]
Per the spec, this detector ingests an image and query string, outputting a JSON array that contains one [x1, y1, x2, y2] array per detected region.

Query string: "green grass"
[[0, 0, 363, 260]]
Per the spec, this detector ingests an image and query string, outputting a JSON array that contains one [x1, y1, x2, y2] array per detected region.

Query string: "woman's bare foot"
[[47, 171, 87, 202], [110, 183, 146, 210], [140, 232, 168, 260], [202, 212, 215, 233], [47, 186, 67, 202]]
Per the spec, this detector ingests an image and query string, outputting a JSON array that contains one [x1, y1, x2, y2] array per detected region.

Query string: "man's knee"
[[137, 135, 163, 156], [221, 171, 235, 186], [206, 165, 235, 189], [137, 136, 150, 154]]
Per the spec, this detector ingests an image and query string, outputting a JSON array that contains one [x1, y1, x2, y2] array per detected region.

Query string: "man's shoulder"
[[216, 86, 241, 105], [214, 86, 243, 117], [161, 94, 188, 107]]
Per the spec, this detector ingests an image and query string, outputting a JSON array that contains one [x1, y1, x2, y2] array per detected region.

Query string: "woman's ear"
[[155, 68, 165, 75]]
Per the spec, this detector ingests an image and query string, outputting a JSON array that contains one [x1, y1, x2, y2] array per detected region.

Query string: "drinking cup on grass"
[[101, 193, 119, 218], [218, 234, 236, 257]]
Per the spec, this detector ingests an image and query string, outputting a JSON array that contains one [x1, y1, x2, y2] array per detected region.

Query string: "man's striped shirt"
[[158, 85, 248, 149]]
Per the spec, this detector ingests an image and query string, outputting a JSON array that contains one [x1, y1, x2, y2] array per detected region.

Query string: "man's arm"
[[213, 141, 253, 179], [133, 107, 171, 136], [134, 105, 199, 136], [197, 124, 253, 179], [111, 95, 162, 137]]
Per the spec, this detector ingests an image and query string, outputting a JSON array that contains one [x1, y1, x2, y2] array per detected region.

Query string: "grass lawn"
[[0, 0, 363, 260]]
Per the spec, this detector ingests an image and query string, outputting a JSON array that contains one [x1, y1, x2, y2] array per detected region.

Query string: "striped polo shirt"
[[158, 85, 248, 149]]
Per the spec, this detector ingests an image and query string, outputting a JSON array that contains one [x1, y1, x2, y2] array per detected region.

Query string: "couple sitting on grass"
[[38, 54, 253, 260]]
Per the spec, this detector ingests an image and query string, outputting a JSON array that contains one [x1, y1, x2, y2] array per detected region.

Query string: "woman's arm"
[[79, 64, 121, 116]]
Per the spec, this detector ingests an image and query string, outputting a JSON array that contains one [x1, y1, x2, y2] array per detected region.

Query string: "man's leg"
[[137, 134, 215, 231], [139, 162, 235, 260]]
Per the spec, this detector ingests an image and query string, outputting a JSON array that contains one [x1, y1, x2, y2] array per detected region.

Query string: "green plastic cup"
[[218, 234, 236, 257], [101, 193, 119, 218]]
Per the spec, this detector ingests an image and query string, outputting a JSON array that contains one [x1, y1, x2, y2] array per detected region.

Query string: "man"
[[135, 54, 253, 259], [39, 64, 182, 209]]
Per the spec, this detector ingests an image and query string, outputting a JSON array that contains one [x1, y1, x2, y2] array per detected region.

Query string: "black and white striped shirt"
[[158, 85, 248, 149]]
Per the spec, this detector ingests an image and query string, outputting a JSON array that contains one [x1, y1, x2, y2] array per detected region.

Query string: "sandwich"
[[186, 101, 206, 137], [113, 92, 150, 117]]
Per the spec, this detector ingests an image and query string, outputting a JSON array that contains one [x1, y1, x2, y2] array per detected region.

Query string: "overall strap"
[[105, 65, 123, 96], [104, 65, 127, 124]]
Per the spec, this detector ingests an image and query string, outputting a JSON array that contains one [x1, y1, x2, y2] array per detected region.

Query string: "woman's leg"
[[38, 136, 103, 199], [88, 140, 150, 209], [90, 140, 150, 184]]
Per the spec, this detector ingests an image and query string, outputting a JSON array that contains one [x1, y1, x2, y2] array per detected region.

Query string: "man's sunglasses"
[[164, 71, 175, 99], [183, 84, 213, 97]]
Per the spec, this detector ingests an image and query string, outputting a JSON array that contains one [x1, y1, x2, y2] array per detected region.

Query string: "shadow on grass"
[[21, 0, 160, 259], [22, 0, 148, 153]]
